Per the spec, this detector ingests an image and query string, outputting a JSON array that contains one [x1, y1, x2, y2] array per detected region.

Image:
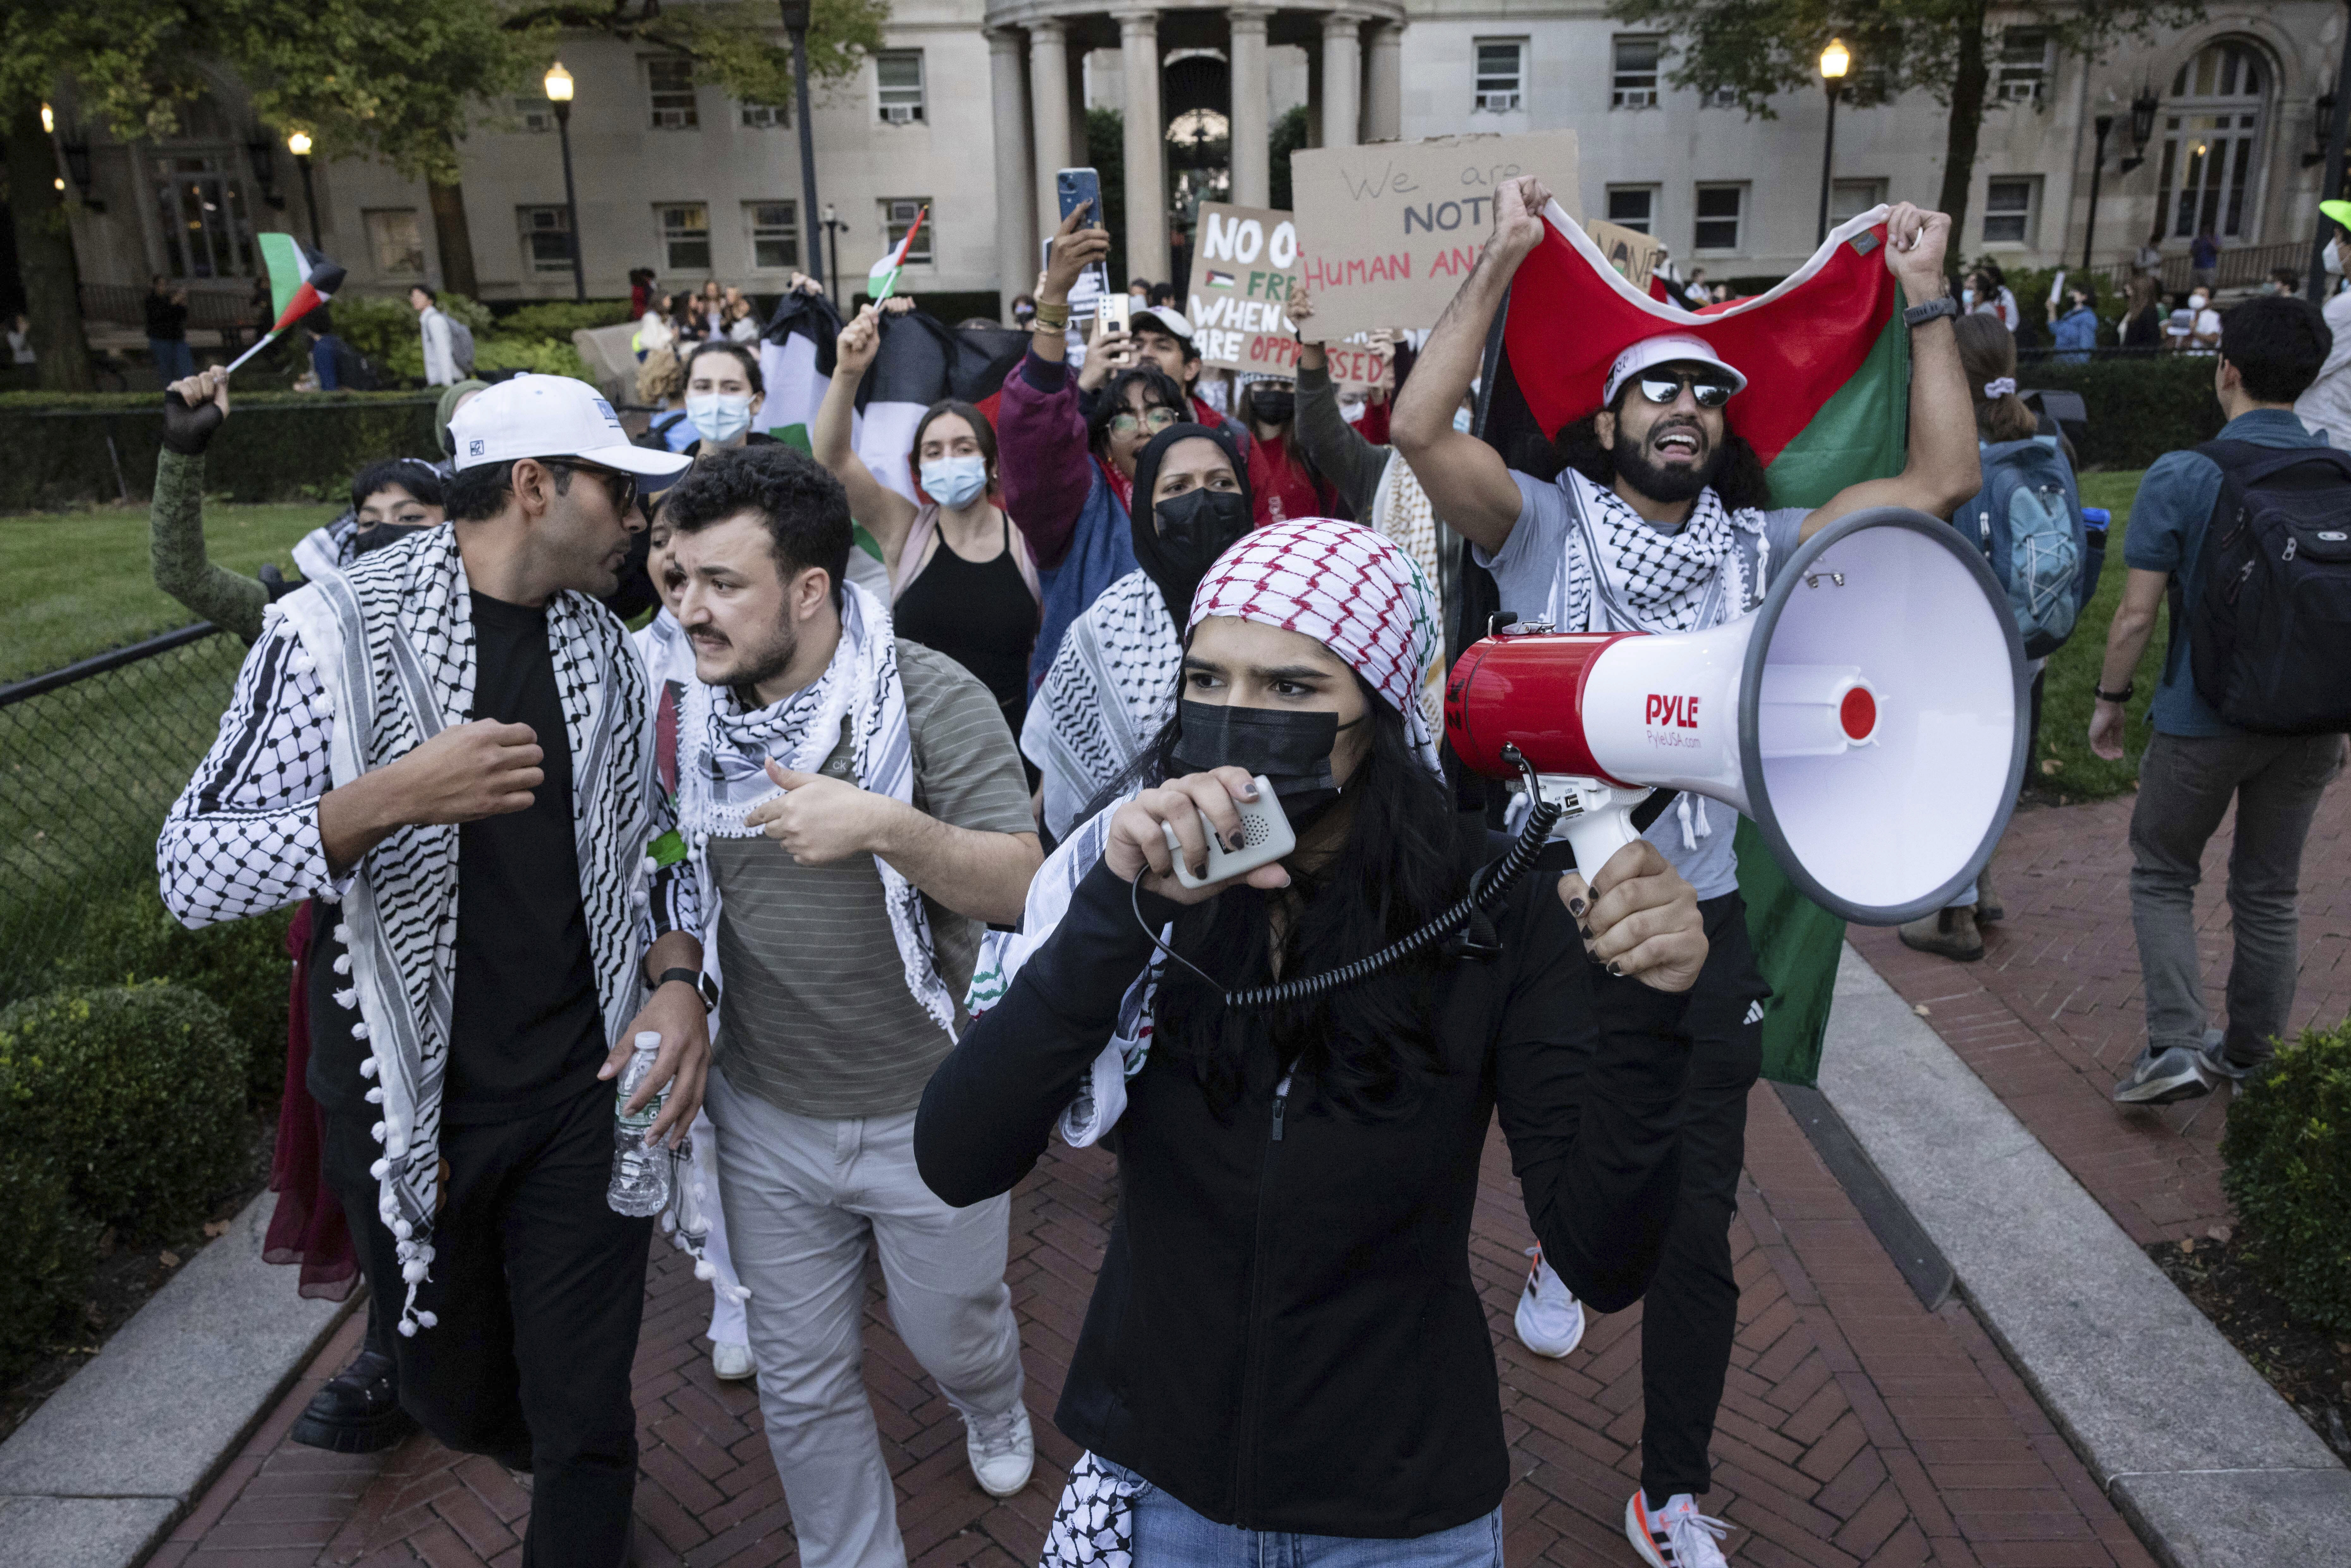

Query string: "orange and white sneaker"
[[1626, 1490, 1731, 1568], [1513, 1245, 1585, 1357]]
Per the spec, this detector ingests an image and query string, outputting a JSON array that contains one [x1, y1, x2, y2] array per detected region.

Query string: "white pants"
[[706, 1064, 1024, 1568], [686, 1107, 747, 1346]]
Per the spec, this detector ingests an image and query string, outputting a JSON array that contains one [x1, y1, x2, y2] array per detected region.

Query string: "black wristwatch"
[[652, 966, 717, 1013], [1903, 295, 1961, 329], [2093, 682, 2135, 704]]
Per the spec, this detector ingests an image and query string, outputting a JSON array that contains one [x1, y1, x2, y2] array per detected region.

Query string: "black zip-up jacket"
[[915, 846, 1695, 1538]]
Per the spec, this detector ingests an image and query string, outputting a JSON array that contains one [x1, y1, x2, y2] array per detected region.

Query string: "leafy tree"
[[1269, 104, 1312, 212], [2, 0, 887, 391], [1086, 106, 1128, 290], [1605, 0, 2201, 247]]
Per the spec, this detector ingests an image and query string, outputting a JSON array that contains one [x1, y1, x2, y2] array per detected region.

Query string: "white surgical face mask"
[[2328, 244, 2345, 277], [686, 392, 753, 446], [920, 453, 990, 510], [2189, 293, 2209, 310], [1339, 396, 1367, 425], [1962, 287, 1976, 307], [1452, 406, 1475, 434]]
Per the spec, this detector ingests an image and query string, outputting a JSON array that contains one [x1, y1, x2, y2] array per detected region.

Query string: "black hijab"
[[1128, 421, 1255, 616]]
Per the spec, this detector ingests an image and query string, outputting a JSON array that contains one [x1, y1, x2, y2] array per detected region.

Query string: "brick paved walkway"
[[155, 1081, 2156, 1567], [1850, 777, 2350, 1245]]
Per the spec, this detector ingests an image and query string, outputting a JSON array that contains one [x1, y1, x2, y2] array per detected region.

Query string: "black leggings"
[[1639, 892, 1767, 1503]]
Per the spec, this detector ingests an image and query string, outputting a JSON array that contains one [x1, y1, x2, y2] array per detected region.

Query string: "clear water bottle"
[[607, 1031, 672, 1218]]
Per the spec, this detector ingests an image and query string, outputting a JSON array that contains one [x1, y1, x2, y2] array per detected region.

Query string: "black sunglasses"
[[547, 460, 639, 518], [1634, 373, 1737, 410]]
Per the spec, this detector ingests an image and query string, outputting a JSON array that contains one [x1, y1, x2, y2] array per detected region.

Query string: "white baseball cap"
[[448, 374, 693, 478], [1601, 332, 1749, 407], [1131, 306, 1196, 344]]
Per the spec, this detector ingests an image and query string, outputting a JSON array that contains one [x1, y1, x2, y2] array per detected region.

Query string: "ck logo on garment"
[[469, 439, 486, 457]]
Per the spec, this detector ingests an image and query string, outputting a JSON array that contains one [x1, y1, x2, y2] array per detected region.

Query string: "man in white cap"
[[1394, 181, 1979, 1568], [161, 374, 703, 1568]]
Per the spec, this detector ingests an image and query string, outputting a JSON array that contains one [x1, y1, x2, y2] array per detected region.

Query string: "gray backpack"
[[445, 315, 476, 375]]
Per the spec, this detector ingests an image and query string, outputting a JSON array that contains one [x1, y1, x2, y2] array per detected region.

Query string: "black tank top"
[[892, 512, 1037, 733]]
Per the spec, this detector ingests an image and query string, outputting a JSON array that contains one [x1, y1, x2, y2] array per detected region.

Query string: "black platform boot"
[[288, 1294, 415, 1453]]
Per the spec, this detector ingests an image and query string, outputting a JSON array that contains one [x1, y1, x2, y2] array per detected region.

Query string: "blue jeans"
[[149, 338, 195, 380], [1100, 1460, 1504, 1568]]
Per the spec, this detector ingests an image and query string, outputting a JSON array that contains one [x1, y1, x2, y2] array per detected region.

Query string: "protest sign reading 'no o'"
[[1185, 202, 1393, 392]]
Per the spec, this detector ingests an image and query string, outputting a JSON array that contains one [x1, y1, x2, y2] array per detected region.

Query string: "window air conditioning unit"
[[1618, 88, 1657, 107], [1999, 81, 2043, 105], [882, 104, 919, 125], [1477, 91, 1521, 112]]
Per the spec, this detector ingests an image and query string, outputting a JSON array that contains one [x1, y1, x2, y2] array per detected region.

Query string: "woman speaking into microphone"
[[916, 518, 1707, 1566]]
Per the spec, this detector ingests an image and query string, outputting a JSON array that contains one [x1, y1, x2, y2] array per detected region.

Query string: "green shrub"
[[0, 984, 248, 1238], [476, 335, 594, 381], [0, 394, 439, 509], [2220, 1018, 2351, 1333], [496, 300, 635, 337], [2016, 353, 2224, 469], [0, 1156, 99, 1384], [48, 884, 293, 1105], [328, 294, 425, 383]]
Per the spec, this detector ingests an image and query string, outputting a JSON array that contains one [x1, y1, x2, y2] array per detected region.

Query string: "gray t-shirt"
[[709, 641, 1037, 1119], [1476, 470, 1808, 899]]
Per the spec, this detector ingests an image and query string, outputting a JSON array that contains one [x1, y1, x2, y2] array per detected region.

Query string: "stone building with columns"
[[50, 3, 2351, 319]]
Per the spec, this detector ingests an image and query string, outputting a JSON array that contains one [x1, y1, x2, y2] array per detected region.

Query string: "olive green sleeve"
[[149, 449, 268, 643]]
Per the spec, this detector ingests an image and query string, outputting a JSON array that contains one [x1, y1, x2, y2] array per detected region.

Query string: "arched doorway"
[[2154, 38, 2274, 243]]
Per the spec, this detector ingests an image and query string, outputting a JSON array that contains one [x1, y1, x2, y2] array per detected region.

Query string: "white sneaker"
[[1625, 1490, 1730, 1568], [1514, 1245, 1585, 1358], [710, 1340, 755, 1382], [965, 1401, 1034, 1498]]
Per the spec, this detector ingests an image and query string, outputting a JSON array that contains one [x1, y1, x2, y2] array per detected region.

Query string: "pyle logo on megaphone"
[[1445, 508, 2025, 927]]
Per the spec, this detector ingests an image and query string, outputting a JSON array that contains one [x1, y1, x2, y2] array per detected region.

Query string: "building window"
[[155, 156, 259, 280], [1612, 37, 1662, 108], [880, 198, 932, 265], [1829, 178, 1887, 227], [877, 51, 926, 123], [1606, 186, 1658, 234], [365, 209, 425, 275], [740, 101, 787, 130], [647, 57, 699, 130], [2156, 39, 2272, 242], [513, 97, 555, 133], [1997, 28, 2050, 106], [1982, 176, 2041, 246], [1474, 39, 1526, 113], [746, 201, 800, 270], [517, 206, 573, 275], [657, 203, 712, 270], [1693, 184, 1745, 252]]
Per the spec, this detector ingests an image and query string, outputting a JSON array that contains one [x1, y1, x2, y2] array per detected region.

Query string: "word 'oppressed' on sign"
[[1185, 201, 1393, 390]]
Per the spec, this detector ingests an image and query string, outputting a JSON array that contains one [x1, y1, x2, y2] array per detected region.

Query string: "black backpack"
[[2174, 441, 2351, 734]]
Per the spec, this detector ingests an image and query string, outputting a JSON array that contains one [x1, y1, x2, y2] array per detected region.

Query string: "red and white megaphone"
[[1445, 507, 2029, 926]]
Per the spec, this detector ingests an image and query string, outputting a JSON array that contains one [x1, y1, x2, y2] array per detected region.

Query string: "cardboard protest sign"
[[1186, 203, 1390, 391], [1290, 132, 1581, 339], [1586, 219, 1665, 292]]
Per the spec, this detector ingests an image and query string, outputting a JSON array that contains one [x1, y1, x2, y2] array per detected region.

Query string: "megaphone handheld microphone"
[[1446, 507, 2030, 926]]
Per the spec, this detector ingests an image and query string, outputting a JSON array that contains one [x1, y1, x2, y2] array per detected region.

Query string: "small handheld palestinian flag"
[[867, 206, 928, 303], [224, 234, 349, 373]]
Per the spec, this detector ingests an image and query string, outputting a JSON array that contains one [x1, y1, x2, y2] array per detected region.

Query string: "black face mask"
[[1250, 389, 1296, 425], [1150, 486, 1253, 586], [1171, 700, 1359, 823]]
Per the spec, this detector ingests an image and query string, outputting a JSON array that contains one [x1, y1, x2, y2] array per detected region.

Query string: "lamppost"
[[779, 0, 824, 291], [1816, 38, 1850, 246], [544, 63, 587, 302], [2120, 86, 2158, 173], [2312, 8, 2351, 305], [286, 130, 322, 250], [822, 204, 846, 308], [2081, 114, 2115, 271]]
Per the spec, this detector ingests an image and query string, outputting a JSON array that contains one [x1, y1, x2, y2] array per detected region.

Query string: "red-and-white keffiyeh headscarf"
[[1187, 516, 1446, 777]]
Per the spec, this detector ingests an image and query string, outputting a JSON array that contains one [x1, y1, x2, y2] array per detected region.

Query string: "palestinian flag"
[[867, 206, 928, 303], [1473, 202, 1909, 1088], [258, 233, 346, 336]]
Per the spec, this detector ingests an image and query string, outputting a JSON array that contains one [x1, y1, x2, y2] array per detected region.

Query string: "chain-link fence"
[[0, 624, 248, 1005]]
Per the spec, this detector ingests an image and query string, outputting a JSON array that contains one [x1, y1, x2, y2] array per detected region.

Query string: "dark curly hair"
[[661, 443, 852, 609], [1552, 388, 1773, 514], [1088, 362, 1188, 454]]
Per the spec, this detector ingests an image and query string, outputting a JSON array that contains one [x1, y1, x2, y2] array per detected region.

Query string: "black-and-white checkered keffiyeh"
[[1552, 470, 1771, 635], [1041, 1451, 1144, 1568], [1020, 568, 1183, 842], [159, 526, 689, 1335]]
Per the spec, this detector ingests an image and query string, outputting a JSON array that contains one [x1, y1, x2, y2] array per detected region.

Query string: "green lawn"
[[0, 502, 337, 683], [2036, 470, 2164, 802]]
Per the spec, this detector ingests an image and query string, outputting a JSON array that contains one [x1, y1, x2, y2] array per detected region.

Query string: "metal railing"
[[0, 624, 247, 1002], [76, 283, 260, 332], [2093, 239, 2312, 297]]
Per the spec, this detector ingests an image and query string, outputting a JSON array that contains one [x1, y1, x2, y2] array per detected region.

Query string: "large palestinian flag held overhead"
[[224, 234, 349, 373], [1478, 203, 1912, 1087]]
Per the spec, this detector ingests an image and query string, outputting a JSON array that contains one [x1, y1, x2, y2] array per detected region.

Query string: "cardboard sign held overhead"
[[1291, 132, 1582, 340], [1586, 219, 1666, 293], [1186, 202, 1392, 391]]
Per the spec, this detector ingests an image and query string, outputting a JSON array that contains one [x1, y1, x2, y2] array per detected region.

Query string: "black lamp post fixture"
[[1815, 37, 1850, 246], [2081, 114, 2115, 270], [544, 63, 587, 303], [2307, 86, 2339, 167], [244, 134, 285, 211], [2120, 86, 2159, 173], [822, 204, 845, 308], [286, 130, 322, 249], [779, 0, 824, 291], [59, 139, 101, 212]]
